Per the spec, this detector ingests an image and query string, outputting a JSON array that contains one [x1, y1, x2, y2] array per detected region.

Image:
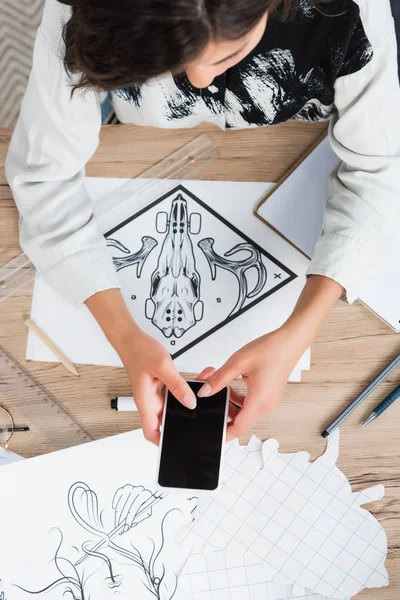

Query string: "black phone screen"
[[158, 381, 228, 491]]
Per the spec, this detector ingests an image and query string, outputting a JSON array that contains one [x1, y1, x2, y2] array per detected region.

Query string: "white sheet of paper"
[[0, 430, 194, 600], [256, 137, 400, 332], [257, 137, 339, 258], [27, 178, 311, 375], [357, 270, 400, 334], [180, 431, 388, 599]]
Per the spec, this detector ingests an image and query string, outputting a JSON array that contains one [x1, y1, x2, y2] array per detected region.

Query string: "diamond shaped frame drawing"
[[104, 184, 298, 360]]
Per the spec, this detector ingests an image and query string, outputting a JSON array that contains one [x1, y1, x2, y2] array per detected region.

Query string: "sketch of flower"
[[69, 483, 164, 565], [12, 481, 185, 600], [69, 482, 170, 596], [14, 531, 85, 600]]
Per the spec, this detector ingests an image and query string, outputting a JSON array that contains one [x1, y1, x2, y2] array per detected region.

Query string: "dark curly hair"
[[59, 0, 314, 92]]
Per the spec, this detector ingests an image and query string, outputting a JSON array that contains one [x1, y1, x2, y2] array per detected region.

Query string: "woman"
[[6, 0, 400, 444]]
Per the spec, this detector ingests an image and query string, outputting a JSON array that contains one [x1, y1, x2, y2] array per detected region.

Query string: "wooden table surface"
[[0, 122, 399, 598]]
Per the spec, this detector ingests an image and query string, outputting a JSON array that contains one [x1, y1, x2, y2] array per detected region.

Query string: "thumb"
[[197, 359, 239, 398], [160, 362, 197, 410]]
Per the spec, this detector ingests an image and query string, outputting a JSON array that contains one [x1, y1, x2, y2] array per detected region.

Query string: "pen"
[[322, 351, 400, 437], [362, 384, 400, 427]]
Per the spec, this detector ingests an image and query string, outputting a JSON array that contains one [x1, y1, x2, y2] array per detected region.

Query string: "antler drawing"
[[107, 236, 158, 276], [198, 238, 267, 315]]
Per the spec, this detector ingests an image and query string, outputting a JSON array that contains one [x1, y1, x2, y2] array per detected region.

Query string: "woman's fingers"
[[140, 406, 161, 446], [229, 387, 245, 408], [159, 361, 197, 409], [134, 378, 162, 446], [140, 412, 161, 445], [228, 401, 241, 422], [226, 387, 244, 422], [197, 358, 240, 398], [226, 391, 261, 441], [197, 366, 216, 381]]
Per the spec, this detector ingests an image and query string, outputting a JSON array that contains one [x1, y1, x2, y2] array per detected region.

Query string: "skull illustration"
[[146, 195, 204, 338]]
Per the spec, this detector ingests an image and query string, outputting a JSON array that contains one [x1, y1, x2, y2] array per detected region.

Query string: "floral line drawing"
[[12, 482, 188, 600]]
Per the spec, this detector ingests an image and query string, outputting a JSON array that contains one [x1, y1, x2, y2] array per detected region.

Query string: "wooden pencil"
[[24, 318, 80, 377]]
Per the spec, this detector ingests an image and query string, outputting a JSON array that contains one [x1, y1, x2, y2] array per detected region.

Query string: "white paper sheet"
[[257, 138, 339, 259], [0, 432, 388, 600], [27, 178, 311, 376], [0, 430, 193, 600], [180, 431, 388, 599], [256, 137, 400, 332]]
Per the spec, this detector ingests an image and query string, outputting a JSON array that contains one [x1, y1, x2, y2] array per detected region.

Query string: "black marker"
[[110, 397, 138, 411]]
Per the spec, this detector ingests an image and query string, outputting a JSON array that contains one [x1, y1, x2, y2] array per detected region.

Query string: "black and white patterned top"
[[5, 0, 400, 308], [113, 0, 373, 128]]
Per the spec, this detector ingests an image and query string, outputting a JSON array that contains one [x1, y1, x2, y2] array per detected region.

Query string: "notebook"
[[256, 136, 400, 333]]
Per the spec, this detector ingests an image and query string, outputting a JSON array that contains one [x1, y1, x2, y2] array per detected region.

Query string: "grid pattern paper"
[[179, 549, 341, 600], [180, 431, 388, 599]]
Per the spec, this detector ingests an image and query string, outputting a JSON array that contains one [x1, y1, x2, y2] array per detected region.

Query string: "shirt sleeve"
[[307, 1, 400, 303], [5, 1, 120, 307]]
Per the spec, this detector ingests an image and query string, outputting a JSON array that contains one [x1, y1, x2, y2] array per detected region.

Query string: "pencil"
[[24, 318, 80, 377]]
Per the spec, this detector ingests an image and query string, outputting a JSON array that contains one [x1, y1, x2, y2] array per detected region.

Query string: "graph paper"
[[179, 431, 388, 599], [179, 548, 343, 600]]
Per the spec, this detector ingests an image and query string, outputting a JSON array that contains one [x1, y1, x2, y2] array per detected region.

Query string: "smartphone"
[[157, 380, 229, 493]]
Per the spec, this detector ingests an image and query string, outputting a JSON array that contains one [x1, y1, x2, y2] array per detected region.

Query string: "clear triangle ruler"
[[0, 343, 93, 451]]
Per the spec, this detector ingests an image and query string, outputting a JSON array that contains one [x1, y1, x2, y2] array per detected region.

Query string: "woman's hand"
[[197, 275, 344, 440], [86, 288, 196, 445], [121, 329, 196, 445], [197, 327, 303, 441]]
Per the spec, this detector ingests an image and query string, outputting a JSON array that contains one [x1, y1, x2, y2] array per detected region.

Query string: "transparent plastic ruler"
[[0, 133, 219, 303], [0, 252, 36, 304], [0, 343, 93, 450], [95, 132, 219, 225]]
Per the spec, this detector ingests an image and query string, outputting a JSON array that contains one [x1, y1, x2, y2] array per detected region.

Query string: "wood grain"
[[0, 123, 399, 599]]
